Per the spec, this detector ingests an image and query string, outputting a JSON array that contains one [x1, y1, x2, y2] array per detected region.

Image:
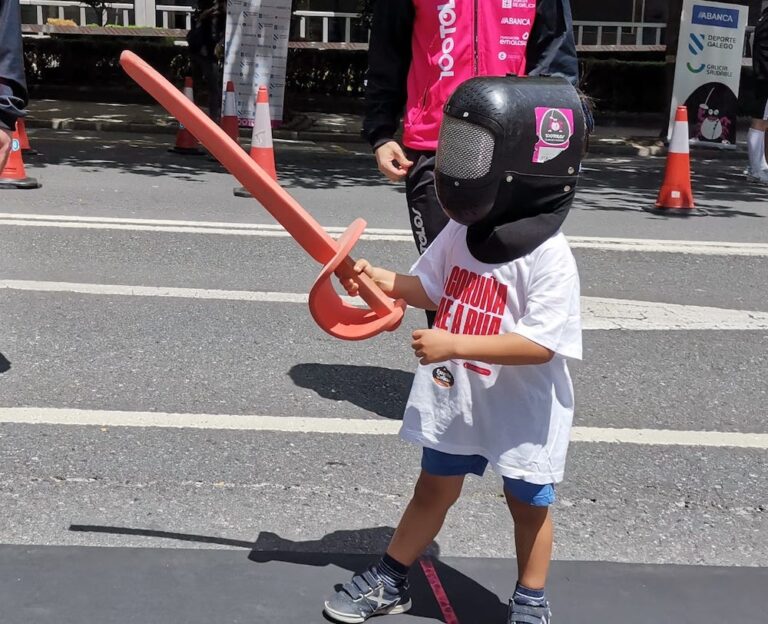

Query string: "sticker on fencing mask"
[[532, 107, 574, 163]]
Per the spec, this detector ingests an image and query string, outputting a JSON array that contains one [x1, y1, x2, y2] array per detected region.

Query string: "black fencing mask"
[[435, 76, 585, 263]]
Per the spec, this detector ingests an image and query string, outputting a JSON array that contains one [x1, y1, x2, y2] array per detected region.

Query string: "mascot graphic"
[[685, 83, 738, 145]]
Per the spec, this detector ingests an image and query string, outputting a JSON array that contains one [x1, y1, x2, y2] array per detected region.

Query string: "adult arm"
[[525, 0, 579, 85], [362, 0, 415, 151]]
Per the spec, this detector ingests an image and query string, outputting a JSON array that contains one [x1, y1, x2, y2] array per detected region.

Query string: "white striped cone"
[[234, 85, 276, 196], [221, 81, 239, 142], [656, 106, 694, 211]]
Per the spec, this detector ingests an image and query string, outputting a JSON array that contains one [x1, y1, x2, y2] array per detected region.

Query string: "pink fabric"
[[404, 0, 537, 150]]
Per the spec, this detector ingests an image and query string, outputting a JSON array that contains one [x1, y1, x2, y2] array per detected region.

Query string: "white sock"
[[747, 128, 768, 173]]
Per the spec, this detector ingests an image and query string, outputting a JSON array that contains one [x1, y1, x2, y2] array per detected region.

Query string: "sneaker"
[[508, 598, 552, 624], [323, 565, 412, 623], [745, 169, 768, 184]]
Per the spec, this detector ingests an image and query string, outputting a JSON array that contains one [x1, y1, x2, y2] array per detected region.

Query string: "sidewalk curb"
[[24, 118, 749, 160]]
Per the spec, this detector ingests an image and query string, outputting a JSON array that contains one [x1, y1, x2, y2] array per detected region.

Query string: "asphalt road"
[[0, 129, 766, 623]]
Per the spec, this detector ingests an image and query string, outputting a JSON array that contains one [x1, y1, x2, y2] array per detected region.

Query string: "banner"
[[223, 0, 292, 126], [669, 0, 748, 146]]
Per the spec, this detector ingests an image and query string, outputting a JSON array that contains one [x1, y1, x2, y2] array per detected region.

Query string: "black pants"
[[404, 149, 449, 328]]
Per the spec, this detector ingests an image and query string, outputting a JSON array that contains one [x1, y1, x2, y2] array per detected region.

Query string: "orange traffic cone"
[[169, 77, 204, 155], [17, 118, 37, 154], [220, 80, 239, 143], [646, 106, 696, 215], [234, 85, 277, 197], [0, 126, 41, 189]]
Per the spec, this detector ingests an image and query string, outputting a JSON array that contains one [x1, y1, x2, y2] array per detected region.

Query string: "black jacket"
[[754, 8, 768, 83], [0, 0, 28, 130], [362, 0, 579, 149]]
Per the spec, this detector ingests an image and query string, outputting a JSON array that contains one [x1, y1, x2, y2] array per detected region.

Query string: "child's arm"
[[411, 330, 554, 366], [340, 260, 438, 311]]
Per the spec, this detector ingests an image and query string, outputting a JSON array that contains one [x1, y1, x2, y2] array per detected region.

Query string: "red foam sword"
[[119, 51, 405, 341]]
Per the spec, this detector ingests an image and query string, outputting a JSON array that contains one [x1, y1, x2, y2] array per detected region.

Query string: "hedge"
[[22, 37, 761, 115]]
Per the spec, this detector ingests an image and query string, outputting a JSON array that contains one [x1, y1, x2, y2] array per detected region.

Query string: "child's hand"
[[339, 259, 375, 296], [411, 329, 456, 365]]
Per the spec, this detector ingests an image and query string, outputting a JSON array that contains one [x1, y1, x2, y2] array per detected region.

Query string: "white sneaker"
[[745, 169, 768, 184]]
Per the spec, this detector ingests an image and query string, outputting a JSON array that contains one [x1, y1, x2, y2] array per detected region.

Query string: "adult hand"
[[375, 141, 413, 182], [411, 329, 455, 365], [0, 128, 13, 172]]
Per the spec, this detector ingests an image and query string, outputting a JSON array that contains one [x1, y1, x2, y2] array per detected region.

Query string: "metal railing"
[[574, 20, 665, 48], [20, 0, 191, 29], [292, 10, 368, 44], [17, 4, 756, 59]]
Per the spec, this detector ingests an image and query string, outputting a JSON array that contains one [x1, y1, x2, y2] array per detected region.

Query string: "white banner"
[[669, 0, 748, 146], [223, 0, 292, 126]]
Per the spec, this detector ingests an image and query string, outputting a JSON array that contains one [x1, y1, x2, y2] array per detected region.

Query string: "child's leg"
[[505, 491, 553, 589], [386, 470, 465, 565], [503, 478, 556, 623], [324, 450, 483, 623]]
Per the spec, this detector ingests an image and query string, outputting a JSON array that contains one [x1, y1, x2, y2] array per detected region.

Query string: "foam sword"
[[119, 51, 405, 341]]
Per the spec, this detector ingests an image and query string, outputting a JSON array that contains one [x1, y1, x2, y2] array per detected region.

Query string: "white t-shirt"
[[401, 221, 582, 484]]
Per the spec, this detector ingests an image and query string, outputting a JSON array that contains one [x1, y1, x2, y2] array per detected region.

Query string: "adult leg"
[[404, 150, 449, 328], [746, 84, 768, 179], [747, 119, 768, 174], [0, 127, 12, 172]]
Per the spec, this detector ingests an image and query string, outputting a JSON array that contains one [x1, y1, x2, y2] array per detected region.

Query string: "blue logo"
[[691, 4, 739, 29], [688, 33, 705, 55], [11, 138, 20, 152]]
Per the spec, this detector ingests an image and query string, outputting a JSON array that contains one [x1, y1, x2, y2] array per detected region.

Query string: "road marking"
[[0, 280, 315, 304], [0, 408, 766, 449], [581, 297, 768, 330], [2, 213, 767, 256], [3, 280, 768, 330]]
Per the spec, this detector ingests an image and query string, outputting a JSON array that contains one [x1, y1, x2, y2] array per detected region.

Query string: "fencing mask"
[[435, 75, 586, 263]]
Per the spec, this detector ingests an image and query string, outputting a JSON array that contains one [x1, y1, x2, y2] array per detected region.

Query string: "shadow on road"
[[68, 524, 509, 623], [289, 363, 413, 420], [24, 136, 399, 191], [576, 159, 767, 218], [0, 353, 10, 374]]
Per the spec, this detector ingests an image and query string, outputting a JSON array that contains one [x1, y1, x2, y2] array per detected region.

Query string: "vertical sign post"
[[223, 0, 292, 127], [669, 0, 748, 147]]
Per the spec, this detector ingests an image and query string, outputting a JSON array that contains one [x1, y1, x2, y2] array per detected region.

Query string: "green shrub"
[[22, 38, 758, 115]]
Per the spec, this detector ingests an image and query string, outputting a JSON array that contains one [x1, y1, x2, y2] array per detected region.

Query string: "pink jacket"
[[363, 0, 578, 152], [405, 0, 537, 150]]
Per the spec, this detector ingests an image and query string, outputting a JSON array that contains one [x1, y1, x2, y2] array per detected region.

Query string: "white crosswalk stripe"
[[2, 213, 767, 256], [3, 279, 768, 331], [1, 407, 766, 449]]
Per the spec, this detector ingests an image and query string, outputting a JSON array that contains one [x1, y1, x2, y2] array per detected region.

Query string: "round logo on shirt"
[[432, 366, 455, 388]]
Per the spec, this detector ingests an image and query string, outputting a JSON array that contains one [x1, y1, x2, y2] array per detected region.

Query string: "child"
[[324, 75, 586, 624]]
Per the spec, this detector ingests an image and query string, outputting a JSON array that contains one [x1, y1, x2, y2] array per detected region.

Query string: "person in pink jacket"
[[363, 0, 579, 325]]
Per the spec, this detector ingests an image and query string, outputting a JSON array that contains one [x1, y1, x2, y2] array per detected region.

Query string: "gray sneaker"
[[745, 169, 768, 184], [508, 599, 551, 624], [323, 566, 412, 623]]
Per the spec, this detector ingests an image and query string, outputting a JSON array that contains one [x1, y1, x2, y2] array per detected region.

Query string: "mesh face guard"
[[436, 116, 495, 180]]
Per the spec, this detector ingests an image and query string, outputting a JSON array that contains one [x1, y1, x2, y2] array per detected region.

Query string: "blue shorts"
[[421, 447, 556, 507]]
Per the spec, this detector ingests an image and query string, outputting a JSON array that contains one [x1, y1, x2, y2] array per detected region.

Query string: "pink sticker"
[[532, 107, 574, 163]]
